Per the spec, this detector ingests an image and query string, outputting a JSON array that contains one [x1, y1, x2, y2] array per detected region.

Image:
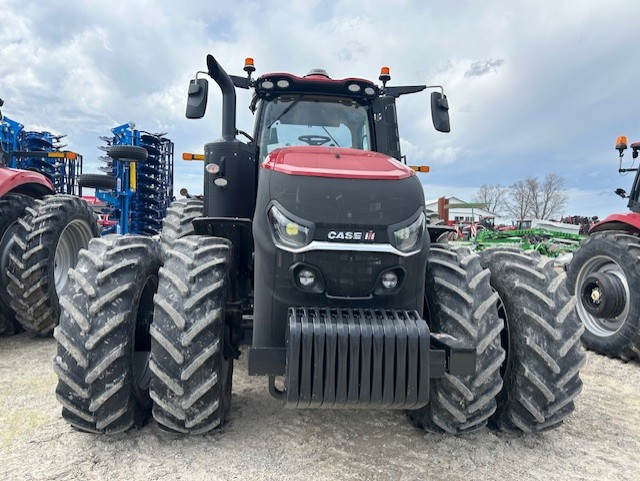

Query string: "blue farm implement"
[[80, 122, 174, 235], [0, 110, 83, 195]]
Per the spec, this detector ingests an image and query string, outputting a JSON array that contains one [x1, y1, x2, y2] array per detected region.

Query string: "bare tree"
[[472, 184, 509, 215], [506, 174, 568, 221], [526, 176, 541, 218], [536, 173, 567, 220], [506, 178, 535, 220]]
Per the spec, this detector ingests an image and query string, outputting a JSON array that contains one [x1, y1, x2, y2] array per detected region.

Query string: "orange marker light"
[[379, 66, 391, 86], [182, 153, 205, 161], [616, 135, 628, 151], [244, 57, 256, 75], [616, 135, 627, 152], [410, 165, 430, 173]]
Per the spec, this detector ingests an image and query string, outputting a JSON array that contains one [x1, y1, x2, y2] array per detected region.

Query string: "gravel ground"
[[1, 334, 639, 481]]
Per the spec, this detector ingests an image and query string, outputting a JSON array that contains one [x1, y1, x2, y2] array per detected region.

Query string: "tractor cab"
[[187, 56, 451, 163], [249, 70, 378, 161]]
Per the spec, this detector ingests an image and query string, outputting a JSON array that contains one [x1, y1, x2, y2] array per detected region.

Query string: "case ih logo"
[[327, 230, 376, 241]]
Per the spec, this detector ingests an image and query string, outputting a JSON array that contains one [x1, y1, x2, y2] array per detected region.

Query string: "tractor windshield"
[[256, 95, 372, 160]]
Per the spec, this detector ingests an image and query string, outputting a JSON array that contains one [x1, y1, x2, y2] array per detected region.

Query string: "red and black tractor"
[[53, 55, 584, 436], [0, 98, 98, 336], [567, 136, 640, 360]]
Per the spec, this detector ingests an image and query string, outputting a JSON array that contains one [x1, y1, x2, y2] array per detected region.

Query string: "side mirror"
[[431, 92, 451, 133], [615, 188, 627, 198], [186, 78, 209, 119]]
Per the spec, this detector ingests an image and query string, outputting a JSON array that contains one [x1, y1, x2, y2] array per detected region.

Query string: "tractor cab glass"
[[630, 173, 640, 210], [256, 95, 372, 161]]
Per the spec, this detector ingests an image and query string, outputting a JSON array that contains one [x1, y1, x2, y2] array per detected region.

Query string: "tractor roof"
[[254, 70, 379, 100]]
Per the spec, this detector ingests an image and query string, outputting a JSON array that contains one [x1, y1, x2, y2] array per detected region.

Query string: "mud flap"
[[285, 307, 432, 409]]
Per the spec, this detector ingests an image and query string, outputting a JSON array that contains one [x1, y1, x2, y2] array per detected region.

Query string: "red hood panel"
[[0, 167, 54, 197], [262, 147, 414, 180], [590, 212, 640, 232]]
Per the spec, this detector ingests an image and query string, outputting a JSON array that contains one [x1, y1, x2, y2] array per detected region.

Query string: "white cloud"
[[432, 146, 471, 164], [1, 0, 639, 216]]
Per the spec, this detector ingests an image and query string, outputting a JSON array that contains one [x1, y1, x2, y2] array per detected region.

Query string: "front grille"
[[301, 250, 398, 297]]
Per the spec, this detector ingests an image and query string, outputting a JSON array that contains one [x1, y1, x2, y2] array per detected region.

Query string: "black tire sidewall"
[[78, 174, 117, 190], [108, 145, 148, 163]]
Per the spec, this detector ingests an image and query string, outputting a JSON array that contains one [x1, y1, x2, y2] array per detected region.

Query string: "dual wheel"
[[410, 246, 585, 433], [53, 196, 583, 435], [54, 234, 233, 434]]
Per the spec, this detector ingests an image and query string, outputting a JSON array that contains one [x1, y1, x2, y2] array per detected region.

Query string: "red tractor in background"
[[0, 98, 98, 336], [567, 136, 640, 360]]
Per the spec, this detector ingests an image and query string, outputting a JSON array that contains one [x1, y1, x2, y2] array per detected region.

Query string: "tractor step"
[[283, 307, 433, 409]]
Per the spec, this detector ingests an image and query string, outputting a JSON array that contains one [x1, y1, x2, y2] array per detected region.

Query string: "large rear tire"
[[408, 246, 505, 434], [150, 236, 233, 435], [7, 195, 99, 335], [158, 199, 203, 256], [481, 248, 585, 432], [0, 194, 36, 336], [53, 235, 161, 434], [566, 231, 640, 360]]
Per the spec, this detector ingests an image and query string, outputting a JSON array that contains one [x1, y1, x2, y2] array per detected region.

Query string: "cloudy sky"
[[2, 0, 639, 220]]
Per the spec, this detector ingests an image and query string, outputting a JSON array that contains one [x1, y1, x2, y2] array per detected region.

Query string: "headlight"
[[268, 205, 312, 248], [392, 212, 425, 252]]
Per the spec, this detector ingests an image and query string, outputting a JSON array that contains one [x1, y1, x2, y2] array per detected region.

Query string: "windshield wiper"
[[321, 126, 340, 147], [267, 96, 303, 130]]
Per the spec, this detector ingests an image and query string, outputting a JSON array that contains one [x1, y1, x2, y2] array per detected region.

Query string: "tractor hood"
[[262, 146, 414, 180]]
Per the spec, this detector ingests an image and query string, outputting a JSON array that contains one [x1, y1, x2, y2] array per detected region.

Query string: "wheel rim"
[[132, 274, 158, 394], [575, 255, 630, 337], [54, 220, 95, 294], [0, 220, 20, 306]]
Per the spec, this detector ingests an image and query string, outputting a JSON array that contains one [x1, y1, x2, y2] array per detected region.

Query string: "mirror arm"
[[424, 85, 445, 95]]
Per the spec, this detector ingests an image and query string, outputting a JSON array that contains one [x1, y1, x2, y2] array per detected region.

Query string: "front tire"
[[53, 235, 161, 434], [567, 231, 640, 360], [158, 199, 203, 256], [150, 236, 233, 435], [481, 248, 585, 432], [408, 246, 505, 434]]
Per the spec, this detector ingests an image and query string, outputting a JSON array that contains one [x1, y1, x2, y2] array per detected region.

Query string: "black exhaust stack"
[[201, 54, 256, 219], [206, 55, 237, 142]]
